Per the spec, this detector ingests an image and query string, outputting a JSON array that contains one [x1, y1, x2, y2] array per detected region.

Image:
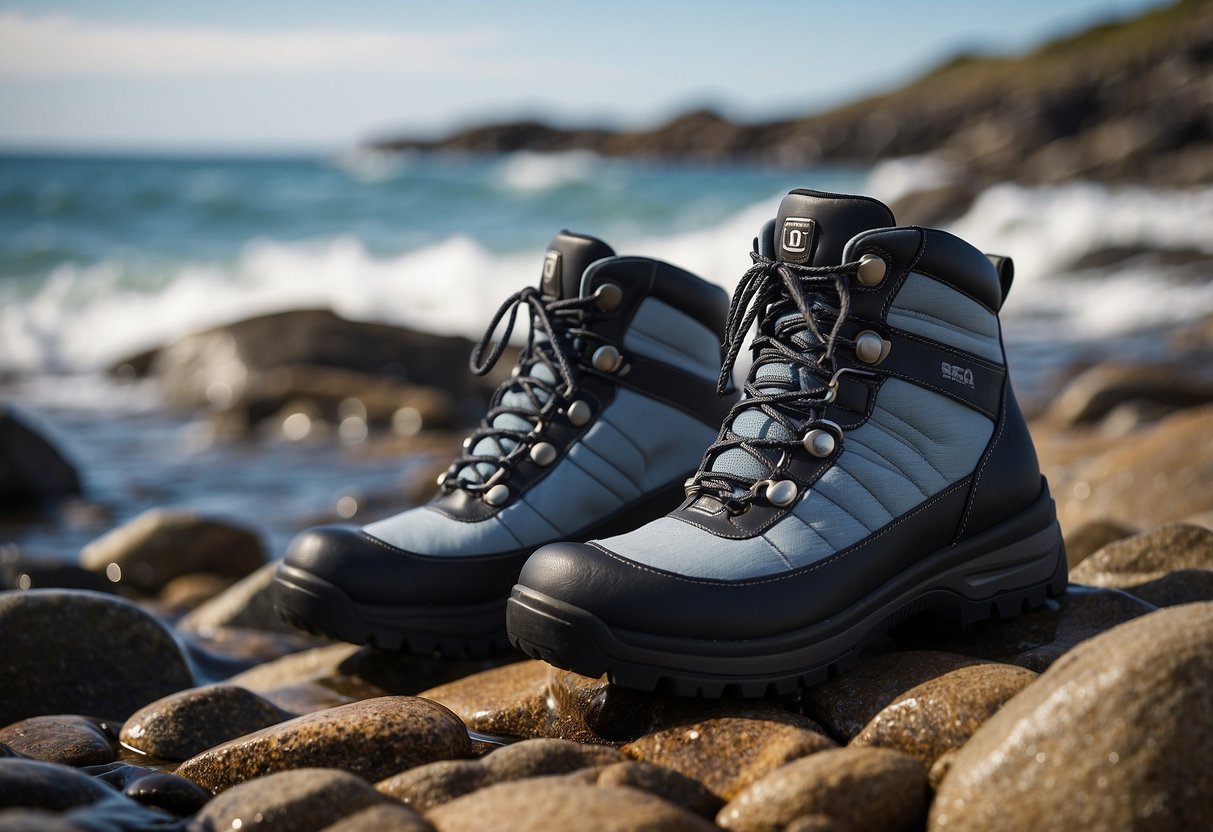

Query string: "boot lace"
[[688, 252, 865, 513], [440, 285, 615, 494]]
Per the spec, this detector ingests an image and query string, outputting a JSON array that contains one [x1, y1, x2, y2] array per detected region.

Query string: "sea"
[[3, 149, 1213, 563]]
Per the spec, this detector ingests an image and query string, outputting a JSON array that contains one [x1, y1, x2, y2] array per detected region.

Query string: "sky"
[[0, 0, 1173, 152]]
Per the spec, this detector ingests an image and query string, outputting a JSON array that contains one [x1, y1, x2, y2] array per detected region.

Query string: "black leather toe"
[[285, 525, 529, 607]]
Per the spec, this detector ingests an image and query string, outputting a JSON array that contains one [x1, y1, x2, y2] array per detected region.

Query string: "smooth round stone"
[[428, 780, 716, 832], [0, 758, 113, 810], [320, 803, 435, 832], [120, 685, 290, 762], [931, 602, 1213, 831], [0, 590, 194, 725], [177, 561, 297, 635], [80, 508, 265, 595], [123, 772, 211, 817], [716, 747, 927, 832], [564, 761, 723, 818], [1070, 523, 1213, 593], [192, 768, 396, 832], [0, 716, 118, 767], [174, 696, 472, 793]]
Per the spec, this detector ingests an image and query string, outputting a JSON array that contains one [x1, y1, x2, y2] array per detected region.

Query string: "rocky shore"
[[372, 0, 1213, 187], [3, 304, 1213, 829]]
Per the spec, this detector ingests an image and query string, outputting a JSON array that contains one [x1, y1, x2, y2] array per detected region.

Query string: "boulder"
[[120, 685, 290, 761], [0, 407, 80, 506], [0, 716, 117, 767]]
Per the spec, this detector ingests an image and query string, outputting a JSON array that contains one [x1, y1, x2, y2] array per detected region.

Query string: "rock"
[[0, 715, 118, 767], [0, 552, 117, 595], [192, 768, 395, 831], [0, 406, 81, 506], [120, 685, 290, 761], [0, 809, 78, 830], [1044, 362, 1213, 428], [225, 642, 363, 691], [896, 584, 1158, 671], [176, 561, 289, 634], [175, 696, 471, 792], [419, 661, 553, 740], [566, 761, 723, 818], [427, 780, 716, 832], [320, 803, 436, 831], [81, 509, 265, 595], [0, 589, 194, 725], [155, 573, 236, 617], [181, 625, 324, 682], [0, 758, 113, 810], [928, 750, 957, 790], [716, 747, 928, 832], [1111, 569, 1213, 607], [258, 682, 356, 715], [377, 738, 625, 810], [930, 603, 1213, 831], [1070, 523, 1213, 586], [849, 662, 1038, 767], [1062, 519, 1136, 569], [122, 772, 210, 817], [803, 651, 989, 741], [886, 184, 978, 227], [622, 714, 836, 800]]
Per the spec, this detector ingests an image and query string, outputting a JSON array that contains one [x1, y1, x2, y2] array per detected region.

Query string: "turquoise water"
[[3, 151, 1212, 561]]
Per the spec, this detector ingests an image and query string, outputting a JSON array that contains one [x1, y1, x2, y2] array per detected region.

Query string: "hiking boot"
[[507, 190, 1068, 695], [274, 230, 736, 655]]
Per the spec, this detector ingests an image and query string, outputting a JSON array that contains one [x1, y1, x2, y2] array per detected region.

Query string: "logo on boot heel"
[[941, 361, 975, 388], [779, 217, 817, 264], [541, 250, 562, 297]]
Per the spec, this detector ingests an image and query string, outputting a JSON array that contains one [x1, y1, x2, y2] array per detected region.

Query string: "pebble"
[[120, 685, 290, 761], [896, 584, 1158, 671], [175, 696, 472, 792], [81, 508, 265, 595], [0, 715, 118, 767], [850, 662, 1038, 767], [427, 779, 717, 832], [122, 772, 211, 817], [1070, 523, 1213, 595], [930, 603, 1213, 831], [564, 761, 723, 818], [803, 651, 987, 741], [377, 738, 625, 810], [622, 714, 836, 800], [716, 747, 928, 832], [0, 758, 113, 810], [1062, 519, 1136, 569], [320, 803, 437, 831], [192, 768, 395, 831], [0, 589, 194, 725], [177, 561, 296, 635]]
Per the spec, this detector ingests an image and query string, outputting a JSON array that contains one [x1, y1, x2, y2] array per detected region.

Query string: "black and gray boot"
[[274, 231, 736, 655], [507, 190, 1068, 695]]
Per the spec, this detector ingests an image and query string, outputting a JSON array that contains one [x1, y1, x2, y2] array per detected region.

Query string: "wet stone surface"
[[175, 696, 473, 792], [121, 685, 290, 761], [0, 715, 118, 767], [0, 589, 195, 725], [192, 768, 395, 832], [931, 603, 1213, 831], [561, 761, 723, 818]]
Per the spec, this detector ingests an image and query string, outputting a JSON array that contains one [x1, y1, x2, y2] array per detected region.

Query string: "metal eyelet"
[[484, 484, 510, 506], [592, 282, 623, 312], [764, 479, 799, 508], [566, 400, 592, 426], [529, 442, 557, 466], [591, 345, 622, 373], [855, 330, 891, 365], [857, 254, 887, 286]]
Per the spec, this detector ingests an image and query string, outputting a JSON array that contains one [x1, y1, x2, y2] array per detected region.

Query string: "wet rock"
[[427, 779, 716, 832], [0, 715, 118, 766], [122, 772, 210, 817], [193, 768, 394, 831], [320, 803, 436, 831], [81, 509, 265, 595], [1044, 362, 1213, 428], [175, 696, 471, 792], [227, 642, 363, 690], [419, 661, 552, 740], [931, 603, 1213, 831], [1062, 519, 1136, 569], [886, 184, 978, 227], [177, 561, 290, 634], [896, 584, 1157, 671], [928, 749, 957, 790], [0, 589, 194, 725], [121, 685, 290, 761], [0, 758, 113, 809], [622, 714, 836, 800], [377, 738, 625, 810], [716, 747, 928, 832], [850, 662, 1037, 767], [155, 573, 236, 617], [803, 651, 988, 742], [565, 761, 723, 818], [258, 682, 356, 715], [181, 625, 325, 682], [0, 809, 79, 830], [0, 743, 17, 757], [0, 552, 117, 595], [1071, 523, 1213, 585], [0, 406, 81, 506]]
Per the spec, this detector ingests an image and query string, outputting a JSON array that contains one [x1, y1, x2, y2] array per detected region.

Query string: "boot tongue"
[[540, 230, 616, 299], [773, 189, 895, 266], [705, 191, 896, 493]]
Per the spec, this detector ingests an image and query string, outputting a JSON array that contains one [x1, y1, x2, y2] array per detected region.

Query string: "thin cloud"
[[0, 10, 505, 77]]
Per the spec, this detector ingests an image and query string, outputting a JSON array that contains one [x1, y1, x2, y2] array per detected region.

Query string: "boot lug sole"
[[507, 496, 1068, 698]]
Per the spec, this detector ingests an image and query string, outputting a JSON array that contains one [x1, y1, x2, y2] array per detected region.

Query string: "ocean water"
[[3, 150, 1213, 561]]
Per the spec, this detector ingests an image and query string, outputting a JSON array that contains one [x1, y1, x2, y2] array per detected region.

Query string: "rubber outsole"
[[273, 564, 511, 657], [506, 496, 1068, 698]]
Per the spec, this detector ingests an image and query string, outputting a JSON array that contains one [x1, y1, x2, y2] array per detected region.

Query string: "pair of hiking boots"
[[274, 188, 1068, 698]]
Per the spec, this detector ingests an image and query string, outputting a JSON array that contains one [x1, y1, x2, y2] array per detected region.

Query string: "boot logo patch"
[[779, 217, 817, 264], [941, 361, 975, 388], [541, 250, 562, 296]]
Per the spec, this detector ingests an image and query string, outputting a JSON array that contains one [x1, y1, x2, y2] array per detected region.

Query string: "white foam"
[[865, 154, 958, 205], [493, 151, 601, 192]]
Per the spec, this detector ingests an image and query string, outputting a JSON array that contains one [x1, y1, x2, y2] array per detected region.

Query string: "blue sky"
[[0, 0, 1171, 151]]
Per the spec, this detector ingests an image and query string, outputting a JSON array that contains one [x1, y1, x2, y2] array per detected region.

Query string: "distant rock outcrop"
[[374, 0, 1213, 185]]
